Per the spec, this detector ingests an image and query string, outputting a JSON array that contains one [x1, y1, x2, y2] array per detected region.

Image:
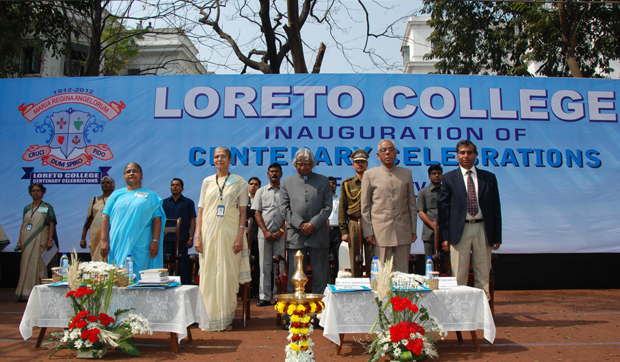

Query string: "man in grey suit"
[[361, 139, 417, 273], [280, 148, 333, 294]]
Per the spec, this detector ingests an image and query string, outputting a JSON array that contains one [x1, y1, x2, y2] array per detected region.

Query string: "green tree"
[[421, 0, 620, 78], [0, 2, 70, 77]]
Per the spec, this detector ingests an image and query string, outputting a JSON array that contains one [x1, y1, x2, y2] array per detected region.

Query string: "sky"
[[117, 0, 426, 74]]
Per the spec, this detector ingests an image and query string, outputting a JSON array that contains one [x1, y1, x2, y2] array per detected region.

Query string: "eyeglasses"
[[124, 169, 142, 174], [379, 147, 396, 153]]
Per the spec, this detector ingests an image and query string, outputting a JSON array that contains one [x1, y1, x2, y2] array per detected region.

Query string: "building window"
[[22, 42, 43, 74], [402, 45, 410, 61], [127, 68, 141, 76], [64, 43, 89, 76]]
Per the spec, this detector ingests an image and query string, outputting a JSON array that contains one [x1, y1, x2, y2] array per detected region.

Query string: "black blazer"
[[438, 167, 502, 246]]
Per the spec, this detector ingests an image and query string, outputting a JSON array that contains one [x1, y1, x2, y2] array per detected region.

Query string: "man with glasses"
[[339, 149, 371, 277], [361, 140, 417, 273]]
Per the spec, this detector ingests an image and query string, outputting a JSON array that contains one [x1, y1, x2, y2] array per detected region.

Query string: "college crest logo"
[[19, 93, 124, 170]]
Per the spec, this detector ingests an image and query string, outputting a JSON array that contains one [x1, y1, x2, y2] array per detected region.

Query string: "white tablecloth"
[[319, 286, 495, 345], [20, 285, 208, 342]]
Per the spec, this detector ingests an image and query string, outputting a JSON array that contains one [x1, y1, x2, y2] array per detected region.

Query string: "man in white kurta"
[[361, 140, 417, 272]]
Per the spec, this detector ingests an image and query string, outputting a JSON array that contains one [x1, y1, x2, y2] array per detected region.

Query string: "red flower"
[[90, 328, 100, 335], [389, 324, 404, 343], [84, 289, 94, 295], [76, 320, 87, 329], [87, 315, 98, 322], [88, 334, 98, 343], [98, 313, 114, 326], [77, 286, 87, 292], [391, 296, 412, 312], [77, 310, 89, 318], [405, 338, 424, 355], [69, 321, 76, 329], [66, 291, 75, 298], [408, 304, 419, 313], [81, 330, 90, 339]]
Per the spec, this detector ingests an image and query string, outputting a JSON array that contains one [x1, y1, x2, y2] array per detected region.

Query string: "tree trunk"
[[558, 1, 583, 78], [84, 1, 103, 76], [311, 42, 326, 73], [285, 0, 308, 73]]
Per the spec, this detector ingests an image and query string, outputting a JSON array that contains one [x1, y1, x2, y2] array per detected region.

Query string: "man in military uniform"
[[338, 149, 371, 277]]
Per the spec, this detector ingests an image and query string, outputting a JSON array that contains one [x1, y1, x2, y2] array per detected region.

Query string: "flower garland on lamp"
[[46, 251, 152, 358], [274, 300, 325, 360], [273, 251, 325, 362]]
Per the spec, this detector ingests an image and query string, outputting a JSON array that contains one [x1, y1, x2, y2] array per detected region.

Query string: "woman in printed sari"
[[15, 183, 57, 301], [80, 176, 115, 261], [99, 163, 165, 279], [195, 147, 251, 331]]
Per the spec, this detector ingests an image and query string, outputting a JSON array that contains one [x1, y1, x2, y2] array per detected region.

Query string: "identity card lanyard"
[[27, 202, 41, 231], [216, 174, 230, 217]]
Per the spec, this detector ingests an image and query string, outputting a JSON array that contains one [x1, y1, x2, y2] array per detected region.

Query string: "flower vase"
[[392, 351, 425, 361], [76, 348, 107, 359]]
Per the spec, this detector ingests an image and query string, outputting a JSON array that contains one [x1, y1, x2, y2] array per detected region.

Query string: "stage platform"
[[1, 288, 619, 361]]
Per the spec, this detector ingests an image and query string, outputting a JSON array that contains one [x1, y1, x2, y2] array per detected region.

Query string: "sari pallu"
[[103, 188, 165, 278], [15, 202, 57, 301], [198, 174, 251, 331]]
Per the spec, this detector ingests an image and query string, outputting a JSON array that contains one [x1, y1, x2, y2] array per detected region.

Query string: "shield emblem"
[[48, 109, 90, 158]]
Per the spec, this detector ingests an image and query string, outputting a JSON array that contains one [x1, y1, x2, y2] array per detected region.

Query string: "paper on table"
[[335, 277, 371, 286], [328, 284, 372, 293], [41, 243, 58, 266]]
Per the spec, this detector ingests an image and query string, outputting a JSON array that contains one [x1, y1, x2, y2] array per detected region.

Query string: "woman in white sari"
[[195, 147, 251, 331]]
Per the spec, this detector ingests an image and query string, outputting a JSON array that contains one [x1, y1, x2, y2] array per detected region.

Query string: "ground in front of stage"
[[1, 288, 619, 361]]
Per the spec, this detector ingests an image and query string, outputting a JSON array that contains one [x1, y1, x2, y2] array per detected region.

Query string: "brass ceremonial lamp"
[[274, 250, 325, 360]]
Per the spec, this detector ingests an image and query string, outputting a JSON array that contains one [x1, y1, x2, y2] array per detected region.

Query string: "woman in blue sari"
[[99, 163, 165, 279]]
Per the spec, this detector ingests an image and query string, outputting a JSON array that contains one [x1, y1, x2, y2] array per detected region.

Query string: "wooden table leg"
[[170, 332, 179, 353], [336, 333, 344, 355], [456, 331, 463, 342], [186, 326, 193, 342], [35, 327, 47, 348], [470, 330, 480, 353]]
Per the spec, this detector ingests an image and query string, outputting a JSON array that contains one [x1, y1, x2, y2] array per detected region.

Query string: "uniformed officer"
[[338, 149, 372, 277]]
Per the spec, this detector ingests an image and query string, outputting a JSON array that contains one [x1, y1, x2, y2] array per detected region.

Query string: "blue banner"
[[1, 74, 618, 254]]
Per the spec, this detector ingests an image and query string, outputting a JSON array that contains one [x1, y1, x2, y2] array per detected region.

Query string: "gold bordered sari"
[[198, 174, 251, 331]]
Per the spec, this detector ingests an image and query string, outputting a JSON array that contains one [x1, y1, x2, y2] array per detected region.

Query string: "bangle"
[[239, 225, 245, 229], [279, 228, 284, 233], [189, 237, 193, 240], [152, 239, 158, 243]]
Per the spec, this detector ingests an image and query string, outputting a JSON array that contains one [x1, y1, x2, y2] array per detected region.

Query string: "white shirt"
[[459, 165, 482, 220], [329, 193, 340, 226]]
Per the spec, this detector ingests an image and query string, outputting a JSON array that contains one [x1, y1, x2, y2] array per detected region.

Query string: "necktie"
[[466, 170, 478, 217]]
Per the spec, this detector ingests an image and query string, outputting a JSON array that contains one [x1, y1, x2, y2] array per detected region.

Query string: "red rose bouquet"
[[47, 254, 151, 358], [367, 259, 444, 361]]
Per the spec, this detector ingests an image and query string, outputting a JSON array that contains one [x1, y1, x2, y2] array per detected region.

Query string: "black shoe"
[[283, 320, 290, 330], [256, 300, 271, 307]]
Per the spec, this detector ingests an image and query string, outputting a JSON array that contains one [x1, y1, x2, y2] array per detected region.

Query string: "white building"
[[19, 27, 207, 78], [401, 15, 619, 78], [126, 28, 208, 75], [400, 16, 437, 75]]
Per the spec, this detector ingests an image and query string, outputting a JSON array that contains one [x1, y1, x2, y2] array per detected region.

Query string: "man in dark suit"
[[438, 140, 501, 300]]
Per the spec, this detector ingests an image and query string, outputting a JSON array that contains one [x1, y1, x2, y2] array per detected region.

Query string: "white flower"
[[87, 323, 98, 330], [393, 348, 401, 357], [84, 341, 93, 348], [74, 339, 84, 349], [69, 329, 81, 340]]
